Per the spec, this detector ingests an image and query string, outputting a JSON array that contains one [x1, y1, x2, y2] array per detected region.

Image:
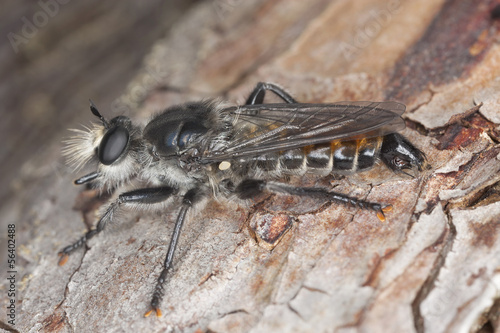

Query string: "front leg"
[[235, 179, 392, 221], [58, 186, 177, 265]]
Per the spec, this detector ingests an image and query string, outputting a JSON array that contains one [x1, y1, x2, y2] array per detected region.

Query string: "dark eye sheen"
[[98, 126, 129, 165]]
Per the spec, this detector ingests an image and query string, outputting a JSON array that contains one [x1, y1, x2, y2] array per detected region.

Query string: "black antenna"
[[89, 99, 110, 129]]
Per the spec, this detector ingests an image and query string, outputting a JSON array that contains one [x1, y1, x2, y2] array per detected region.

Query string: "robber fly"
[[59, 82, 427, 317]]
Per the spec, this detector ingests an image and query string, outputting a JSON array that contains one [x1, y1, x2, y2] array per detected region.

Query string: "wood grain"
[[3, 1, 500, 332]]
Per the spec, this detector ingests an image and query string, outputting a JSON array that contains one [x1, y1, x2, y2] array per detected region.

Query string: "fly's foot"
[[144, 293, 164, 317], [144, 268, 168, 317], [57, 252, 69, 266], [57, 243, 81, 266], [144, 307, 162, 317], [376, 205, 393, 222], [57, 229, 98, 265]]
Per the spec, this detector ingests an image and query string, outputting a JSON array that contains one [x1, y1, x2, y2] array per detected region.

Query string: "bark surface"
[[3, 1, 500, 332]]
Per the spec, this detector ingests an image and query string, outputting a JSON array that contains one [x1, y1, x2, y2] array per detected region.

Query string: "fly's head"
[[380, 133, 428, 178], [63, 101, 142, 189]]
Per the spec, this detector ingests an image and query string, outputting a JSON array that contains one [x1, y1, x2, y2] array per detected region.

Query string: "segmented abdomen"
[[253, 137, 383, 176]]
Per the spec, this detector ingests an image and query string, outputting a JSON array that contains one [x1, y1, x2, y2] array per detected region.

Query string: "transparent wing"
[[202, 101, 406, 162]]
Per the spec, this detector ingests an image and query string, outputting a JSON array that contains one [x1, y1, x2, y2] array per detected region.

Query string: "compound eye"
[[393, 156, 408, 169], [98, 126, 129, 165]]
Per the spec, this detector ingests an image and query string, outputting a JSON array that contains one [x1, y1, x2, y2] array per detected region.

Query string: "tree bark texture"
[[3, 1, 500, 332]]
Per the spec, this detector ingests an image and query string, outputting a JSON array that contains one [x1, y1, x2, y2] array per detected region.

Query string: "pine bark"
[[5, 1, 500, 332]]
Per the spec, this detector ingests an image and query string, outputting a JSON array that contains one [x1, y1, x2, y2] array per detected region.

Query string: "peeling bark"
[[3, 1, 500, 332]]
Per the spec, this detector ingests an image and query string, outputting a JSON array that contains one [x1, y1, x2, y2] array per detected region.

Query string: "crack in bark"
[[270, 186, 371, 325], [216, 308, 250, 320], [287, 302, 305, 321], [244, 226, 296, 330], [247, 184, 364, 328], [407, 88, 435, 114], [411, 207, 456, 333], [52, 238, 87, 331], [343, 183, 416, 327], [479, 295, 500, 332], [470, 180, 500, 208], [64, 309, 75, 333]]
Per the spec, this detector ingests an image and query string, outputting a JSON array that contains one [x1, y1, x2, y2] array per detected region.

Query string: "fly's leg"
[[235, 179, 392, 221], [246, 82, 298, 105], [145, 188, 202, 317], [58, 186, 177, 265], [74, 171, 99, 185]]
